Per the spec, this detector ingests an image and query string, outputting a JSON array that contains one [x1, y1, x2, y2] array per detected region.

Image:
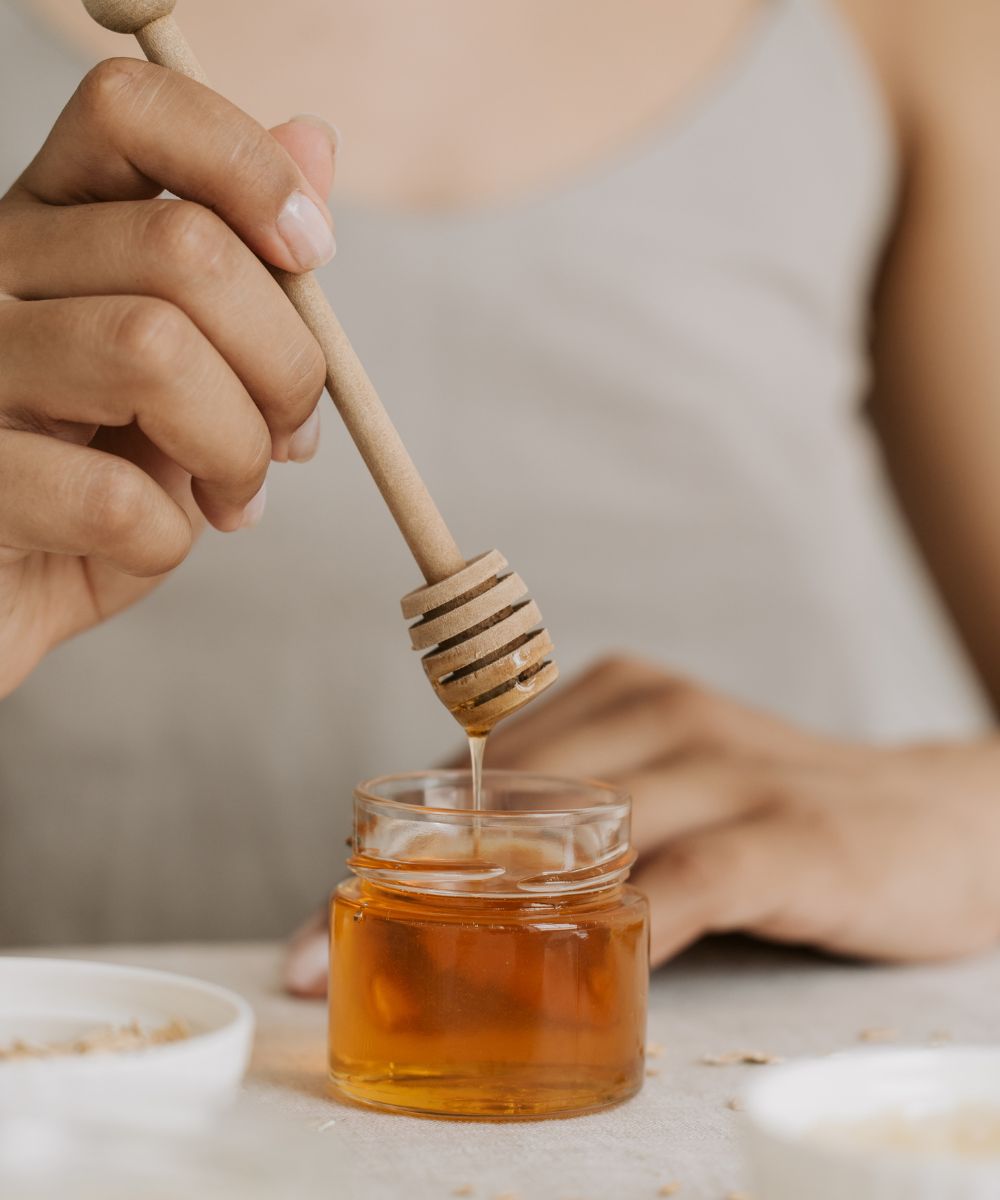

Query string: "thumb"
[[269, 115, 339, 203]]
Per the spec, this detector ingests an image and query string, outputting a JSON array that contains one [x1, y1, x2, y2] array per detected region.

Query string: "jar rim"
[[355, 768, 630, 823], [350, 770, 634, 898]]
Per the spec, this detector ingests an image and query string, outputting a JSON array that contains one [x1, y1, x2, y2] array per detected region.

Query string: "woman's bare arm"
[[865, 0, 1000, 714]]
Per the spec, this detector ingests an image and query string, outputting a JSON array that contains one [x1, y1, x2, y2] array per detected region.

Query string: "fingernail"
[[290, 113, 341, 155], [277, 191, 335, 270], [240, 481, 267, 529], [287, 407, 321, 463], [285, 933, 329, 996]]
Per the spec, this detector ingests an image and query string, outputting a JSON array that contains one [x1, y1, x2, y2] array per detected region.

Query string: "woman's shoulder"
[[834, 0, 1000, 159]]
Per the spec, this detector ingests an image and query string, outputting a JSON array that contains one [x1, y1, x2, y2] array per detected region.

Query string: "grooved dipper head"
[[402, 550, 558, 735], [83, 0, 175, 33]]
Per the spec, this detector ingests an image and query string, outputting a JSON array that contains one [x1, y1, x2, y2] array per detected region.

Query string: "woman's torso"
[[0, 0, 989, 945]]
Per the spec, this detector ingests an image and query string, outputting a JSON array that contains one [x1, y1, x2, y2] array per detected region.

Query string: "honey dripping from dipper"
[[468, 732, 488, 812], [402, 550, 558, 812]]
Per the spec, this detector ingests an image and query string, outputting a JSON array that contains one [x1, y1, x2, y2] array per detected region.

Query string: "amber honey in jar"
[[328, 770, 649, 1119]]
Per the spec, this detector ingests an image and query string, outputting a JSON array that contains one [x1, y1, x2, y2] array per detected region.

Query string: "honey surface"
[[329, 879, 648, 1118]]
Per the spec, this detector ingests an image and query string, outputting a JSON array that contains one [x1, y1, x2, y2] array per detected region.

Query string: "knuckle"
[[144, 200, 233, 281], [111, 297, 191, 379], [747, 777, 793, 816], [82, 458, 147, 546], [81, 458, 191, 575], [661, 676, 703, 710], [77, 58, 151, 127], [588, 653, 645, 686]]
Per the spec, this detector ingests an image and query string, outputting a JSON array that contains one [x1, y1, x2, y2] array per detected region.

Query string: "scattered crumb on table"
[[657, 1183, 681, 1196], [858, 1027, 897, 1044], [646, 1066, 661, 1077], [700, 1049, 782, 1066], [928, 1030, 953, 1045], [726, 1096, 745, 1112], [646, 1041, 666, 1057], [451, 1188, 474, 1198]]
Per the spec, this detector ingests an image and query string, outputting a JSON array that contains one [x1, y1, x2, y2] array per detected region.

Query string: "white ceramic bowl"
[[744, 1047, 1000, 1200], [0, 957, 254, 1131]]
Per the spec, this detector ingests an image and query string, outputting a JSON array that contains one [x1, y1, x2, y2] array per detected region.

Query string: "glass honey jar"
[[328, 770, 649, 1119]]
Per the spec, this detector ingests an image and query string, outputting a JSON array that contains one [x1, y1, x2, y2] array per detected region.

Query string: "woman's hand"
[[484, 657, 1000, 966], [0, 59, 337, 697], [284, 656, 1000, 995]]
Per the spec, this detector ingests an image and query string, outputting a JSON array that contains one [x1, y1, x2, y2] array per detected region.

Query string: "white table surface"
[[28, 938, 1000, 1199]]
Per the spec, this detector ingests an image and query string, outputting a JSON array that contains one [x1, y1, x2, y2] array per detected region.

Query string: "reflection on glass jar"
[[328, 771, 649, 1119]]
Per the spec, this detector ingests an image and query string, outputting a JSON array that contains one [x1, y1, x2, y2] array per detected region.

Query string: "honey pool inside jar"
[[328, 771, 649, 1119]]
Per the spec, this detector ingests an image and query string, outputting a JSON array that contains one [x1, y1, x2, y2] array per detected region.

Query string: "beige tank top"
[[0, 0, 990, 945]]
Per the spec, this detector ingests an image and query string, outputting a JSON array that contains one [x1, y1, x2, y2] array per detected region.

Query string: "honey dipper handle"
[[83, 1, 466, 585], [278, 271, 466, 581], [135, 15, 206, 84]]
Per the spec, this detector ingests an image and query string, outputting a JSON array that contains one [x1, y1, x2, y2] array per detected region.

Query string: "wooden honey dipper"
[[82, 0, 558, 736]]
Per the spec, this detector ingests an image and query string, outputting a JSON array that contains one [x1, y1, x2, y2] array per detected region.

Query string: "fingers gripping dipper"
[[83, 0, 558, 735]]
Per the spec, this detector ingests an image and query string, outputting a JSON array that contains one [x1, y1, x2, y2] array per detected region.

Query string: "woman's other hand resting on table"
[[0, 60, 337, 696], [284, 656, 1000, 995]]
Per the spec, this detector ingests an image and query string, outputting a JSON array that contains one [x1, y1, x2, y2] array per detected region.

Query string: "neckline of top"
[[15, 0, 886, 230], [335, 0, 792, 228]]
